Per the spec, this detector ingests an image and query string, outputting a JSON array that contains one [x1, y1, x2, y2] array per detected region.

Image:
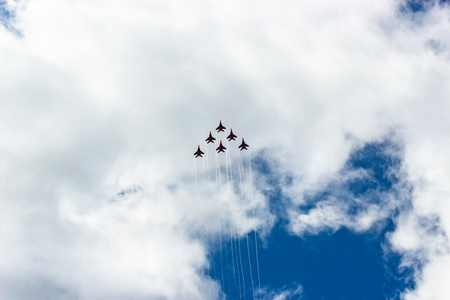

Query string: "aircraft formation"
[[194, 120, 249, 158]]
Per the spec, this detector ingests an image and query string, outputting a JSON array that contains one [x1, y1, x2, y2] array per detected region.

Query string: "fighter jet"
[[227, 129, 237, 141], [205, 131, 216, 144], [194, 145, 204, 158], [216, 120, 226, 132], [238, 138, 249, 151], [216, 140, 226, 153]]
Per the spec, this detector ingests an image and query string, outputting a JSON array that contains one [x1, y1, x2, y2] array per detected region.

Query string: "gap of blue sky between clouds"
[[400, 0, 450, 15], [0, 1, 21, 36], [211, 136, 418, 300]]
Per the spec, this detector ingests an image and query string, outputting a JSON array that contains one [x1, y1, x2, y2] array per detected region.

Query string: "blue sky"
[[0, 1, 20, 35], [2, 1, 450, 299], [207, 138, 415, 299]]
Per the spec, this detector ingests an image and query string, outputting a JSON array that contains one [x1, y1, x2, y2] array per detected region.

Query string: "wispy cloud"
[[260, 283, 303, 300], [0, 0, 22, 35], [287, 137, 411, 236]]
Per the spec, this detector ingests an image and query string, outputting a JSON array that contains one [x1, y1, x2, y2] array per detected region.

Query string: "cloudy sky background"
[[1, 0, 450, 299]]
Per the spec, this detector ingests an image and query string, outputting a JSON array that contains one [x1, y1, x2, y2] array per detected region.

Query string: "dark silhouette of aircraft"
[[227, 129, 237, 141], [216, 140, 226, 153], [205, 131, 216, 144], [238, 138, 249, 151], [194, 145, 204, 158], [216, 120, 226, 132]]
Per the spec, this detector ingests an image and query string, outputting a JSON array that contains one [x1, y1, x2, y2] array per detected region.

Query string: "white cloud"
[[287, 137, 411, 238], [2, 0, 450, 299], [260, 283, 303, 300]]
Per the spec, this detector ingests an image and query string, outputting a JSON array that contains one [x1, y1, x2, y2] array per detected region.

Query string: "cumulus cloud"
[[2, 0, 450, 299], [287, 137, 410, 236]]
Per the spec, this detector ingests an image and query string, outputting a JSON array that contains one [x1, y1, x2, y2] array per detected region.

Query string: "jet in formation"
[[216, 140, 226, 153], [205, 131, 216, 144], [194, 145, 204, 158], [216, 120, 226, 132], [238, 138, 249, 151], [227, 129, 237, 141]]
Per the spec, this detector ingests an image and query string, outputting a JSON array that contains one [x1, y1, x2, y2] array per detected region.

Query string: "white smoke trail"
[[237, 233, 247, 300], [238, 151, 255, 299], [226, 141, 246, 299], [225, 147, 239, 295], [248, 151, 261, 300], [232, 153, 247, 299], [194, 157, 201, 234], [214, 147, 226, 295]]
